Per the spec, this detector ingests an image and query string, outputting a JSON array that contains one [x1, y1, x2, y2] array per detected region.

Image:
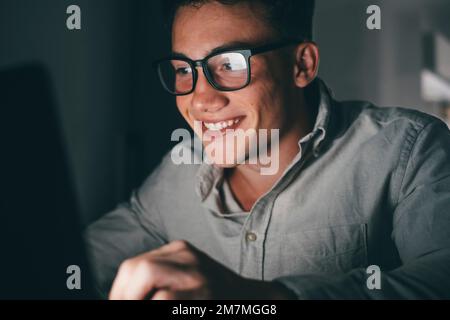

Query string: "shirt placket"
[[237, 136, 320, 280]]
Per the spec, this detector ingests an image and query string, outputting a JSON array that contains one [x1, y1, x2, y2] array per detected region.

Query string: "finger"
[[109, 261, 134, 300], [116, 260, 185, 300], [110, 241, 189, 299], [109, 241, 197, 300], [151, 289, 176, 300], [150, 250, 198, 266], [117, 260, 157, 300], [151, 289, 197, 300], [148, 240, 191, 257]]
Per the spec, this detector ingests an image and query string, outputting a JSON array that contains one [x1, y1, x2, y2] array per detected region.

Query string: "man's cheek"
[[176, 98, 190, 118]]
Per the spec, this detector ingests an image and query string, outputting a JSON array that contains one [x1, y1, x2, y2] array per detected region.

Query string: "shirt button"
[[246, 232, 257, 242]]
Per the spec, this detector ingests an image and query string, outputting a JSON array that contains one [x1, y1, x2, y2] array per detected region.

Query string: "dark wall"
[[127, 0, 186, 195], [315, 0, 450, 116], [0, 0, 180, 225]]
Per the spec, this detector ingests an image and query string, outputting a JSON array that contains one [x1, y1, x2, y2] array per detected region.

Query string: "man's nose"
[[191, 69, 229, 113]]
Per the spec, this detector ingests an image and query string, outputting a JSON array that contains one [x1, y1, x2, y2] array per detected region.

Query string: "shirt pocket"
[[273, 223, 368, 276]]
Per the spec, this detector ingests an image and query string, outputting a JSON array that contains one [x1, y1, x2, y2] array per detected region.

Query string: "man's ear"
[[293, 42, 320, 88]]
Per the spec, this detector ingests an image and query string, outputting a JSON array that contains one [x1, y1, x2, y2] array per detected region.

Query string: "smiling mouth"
[[201, 116, 245, 134]]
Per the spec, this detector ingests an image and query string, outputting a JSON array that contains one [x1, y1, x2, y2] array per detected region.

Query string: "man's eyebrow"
[[171, 41, 255, 59]]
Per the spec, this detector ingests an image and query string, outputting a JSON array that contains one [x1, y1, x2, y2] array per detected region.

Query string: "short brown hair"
[[162, 0, 315, 41]]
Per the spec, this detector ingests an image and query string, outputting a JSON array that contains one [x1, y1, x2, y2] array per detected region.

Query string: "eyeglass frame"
[[152, 39, 303, 96]]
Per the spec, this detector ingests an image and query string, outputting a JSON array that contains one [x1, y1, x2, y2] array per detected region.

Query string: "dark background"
[[1, 0, 450, 226]]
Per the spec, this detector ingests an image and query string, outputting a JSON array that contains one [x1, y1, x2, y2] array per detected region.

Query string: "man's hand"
[[109, 240, 294, 300]]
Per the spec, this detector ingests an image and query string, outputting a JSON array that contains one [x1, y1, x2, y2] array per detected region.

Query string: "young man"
[[86, 0, 450, 299]]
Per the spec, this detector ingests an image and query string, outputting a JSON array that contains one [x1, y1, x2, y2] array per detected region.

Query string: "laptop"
[[0, 63, 97, 299]]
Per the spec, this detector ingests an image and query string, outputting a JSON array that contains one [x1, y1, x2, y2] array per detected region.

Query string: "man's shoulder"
[[336, 99, 445, 137]]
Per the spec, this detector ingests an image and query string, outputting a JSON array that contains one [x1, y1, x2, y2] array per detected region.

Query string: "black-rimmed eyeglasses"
[[153, 40, 300, 96]]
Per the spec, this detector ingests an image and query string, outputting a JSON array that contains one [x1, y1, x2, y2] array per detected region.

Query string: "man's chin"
[[211, 162, 239, 169], [203, 149, 248, 168]]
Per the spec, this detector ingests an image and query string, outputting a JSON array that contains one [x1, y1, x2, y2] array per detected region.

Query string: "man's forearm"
[[275, 249, 450, 299]]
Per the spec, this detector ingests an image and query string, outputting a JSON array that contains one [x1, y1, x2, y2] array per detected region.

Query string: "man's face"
[[172, 2, 297, 167]]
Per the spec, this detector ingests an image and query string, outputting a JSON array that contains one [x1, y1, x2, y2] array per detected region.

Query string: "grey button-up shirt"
[[85, 80, 450, 299]]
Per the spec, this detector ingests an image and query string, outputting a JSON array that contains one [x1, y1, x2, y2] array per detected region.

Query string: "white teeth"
[[204, 118, 241, 131]]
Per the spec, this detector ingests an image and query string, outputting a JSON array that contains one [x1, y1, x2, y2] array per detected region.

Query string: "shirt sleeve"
[[84, 161, 169, 298], [275, 119, 450, 299]]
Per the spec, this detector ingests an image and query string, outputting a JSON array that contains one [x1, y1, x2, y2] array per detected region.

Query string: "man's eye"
[[223, 63, 233, 71], [176, 67, 192, 75], [220, 62, 244, 72]]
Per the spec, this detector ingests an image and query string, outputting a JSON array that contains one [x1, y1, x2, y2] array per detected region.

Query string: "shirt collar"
[[195, 78, 335, 202], [309, 78, 334, 156]]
